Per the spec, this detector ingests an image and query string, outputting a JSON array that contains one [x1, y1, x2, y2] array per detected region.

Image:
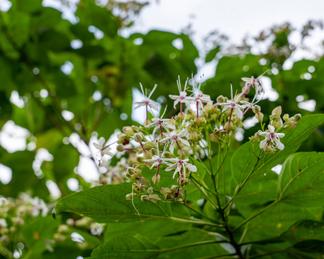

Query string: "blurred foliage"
[[0, 0, 324, 258], [0, 0, 198, 200]]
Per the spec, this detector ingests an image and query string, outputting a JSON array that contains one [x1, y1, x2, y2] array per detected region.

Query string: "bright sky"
[[133, 0, 324, 45]]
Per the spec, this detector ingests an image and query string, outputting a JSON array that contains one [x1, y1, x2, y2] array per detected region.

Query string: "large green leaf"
[[92, 228, 228, 259], [56, 183, 195, 223], [278, 152, 324, 206], [235, 152, 324, 242], [91, 235, 159, 259], [231, 114, 324, 189]]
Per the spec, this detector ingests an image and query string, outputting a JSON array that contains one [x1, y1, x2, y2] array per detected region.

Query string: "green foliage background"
[[0, 0, 324, 258]]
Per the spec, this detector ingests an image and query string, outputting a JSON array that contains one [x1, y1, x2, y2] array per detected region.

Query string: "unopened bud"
[[217, 95, 227, 103], [271, 106, 282, 117], [116, 145, 124, 152], [152, 173, 160, 184], [122, 126, 134, 137], [255, 112, 264, 123]]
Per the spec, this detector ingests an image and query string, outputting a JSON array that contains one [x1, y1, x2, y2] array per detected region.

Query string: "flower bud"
[[125, 193, 135, 200], [122, 126, 134, 137], [66, 218, 75, 226], [75, 217, 91, 227], [252, 105, 261, 114], [54, 233, 66, 242], [116, 145, 124, 152], [255, 112, 264, 123], [271, 106, 282, 117], [58, 224, 69, 233], [217, 95, 227, 103], [293, 113, 302, 121], [152, 173, 160, 184]]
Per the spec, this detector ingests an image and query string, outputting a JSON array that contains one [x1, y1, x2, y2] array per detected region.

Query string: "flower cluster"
[[252, 106, 301, 152], [94, 76, 300, 202], [0, 194, 105, 257]]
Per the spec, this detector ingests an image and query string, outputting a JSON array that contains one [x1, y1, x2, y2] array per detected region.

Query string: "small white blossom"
[[144, 154, 166, 169], [218, 99, 246, 119], [165, 158, 197, 179], [169, 76, 189, 111], [93, 138, 113, 157], [258, 125, 285, 151], [161, 129, 191, 153], [146, 118, 175, 137], [90, 223, 104, 236], [134, 83, 160, 114], [186, 80, 211, 117], [241, 76, 264, 100]]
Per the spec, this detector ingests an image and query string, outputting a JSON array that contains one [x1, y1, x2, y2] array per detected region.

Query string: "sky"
[[133, 0, 324, 45]]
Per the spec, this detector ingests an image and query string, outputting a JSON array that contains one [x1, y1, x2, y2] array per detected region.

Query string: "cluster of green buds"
[[0, 194, 105, 257], [94, 75, 301, 203], [252, 106, 301, 152], [0, 194, 50, 255]]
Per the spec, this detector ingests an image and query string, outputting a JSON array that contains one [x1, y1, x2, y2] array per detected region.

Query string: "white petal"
[[169, 143, 175, 153], [259, 139, 267, 149], [187, 164, 197, 172], [235, 108, 243, 119], [275, 140, 285, 150], [277, 132, 285, 138], [241, 77, 251, 82], [268, 125, 275, 132], [173, 99, 179, 108], [169, 95, 178, 100], [93, 143, 102, 149], [181, 139, 191, 147]]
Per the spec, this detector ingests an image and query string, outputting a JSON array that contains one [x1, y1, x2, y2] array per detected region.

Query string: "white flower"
[[93, 137, 113, 157], [218, 99, 246, 120], [188, 81, 211, 107], [90, 223, 105, 236], [161, 129, 190, 153], [144, 155, 166, 169], [169, 76, 189, 111], [165, 158, 197, 179], [258, 125, 285, 151], [241, 76, 264, 99], [146, 111, 175, 137], [134, 83, 160, 114]]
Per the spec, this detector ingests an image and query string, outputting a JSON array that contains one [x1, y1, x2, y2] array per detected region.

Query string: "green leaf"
[[0, 151, 45, 197], [93, 228, 228, 259], [56, 183, 193, 223], [5, 10, 30, 47], [282, 220, 324, 242], [278, 152, 324, 207], [52, 144, 79, 194], [104, 221, 191, 242], [231, 114, 324, 188], [205, 46, 220, 62], [239, 202, 321, 243], [90, 235, 159, 259], [21, 216, 60, 259], [293, 240, 324, 253]]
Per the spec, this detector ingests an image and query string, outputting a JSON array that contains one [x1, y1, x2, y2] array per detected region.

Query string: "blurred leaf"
[[205, 46, 220, 62]]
